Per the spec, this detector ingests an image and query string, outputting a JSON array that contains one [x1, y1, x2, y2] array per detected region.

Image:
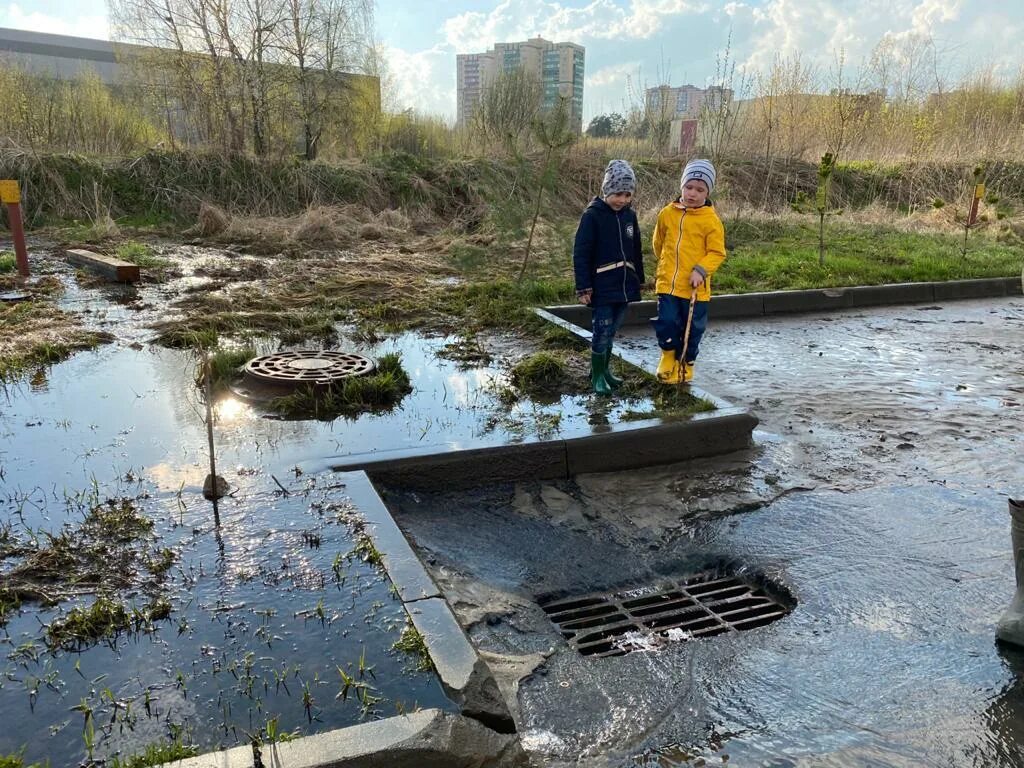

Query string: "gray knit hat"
[[601, 159, 636, 197], [681, 158, 715, 197]]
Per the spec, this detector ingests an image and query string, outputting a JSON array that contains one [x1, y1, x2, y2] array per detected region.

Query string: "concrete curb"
[[328, 406, 755, 490], [260, 709, 524, 767], [336, 472, 515, 732], [543, 276, 1024, 327]]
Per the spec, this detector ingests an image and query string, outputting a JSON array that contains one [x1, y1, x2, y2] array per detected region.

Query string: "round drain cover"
[[243, 351, 376, 389]]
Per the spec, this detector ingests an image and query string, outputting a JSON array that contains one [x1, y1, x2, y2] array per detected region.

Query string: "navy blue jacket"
[[572, 197, 645, 306]]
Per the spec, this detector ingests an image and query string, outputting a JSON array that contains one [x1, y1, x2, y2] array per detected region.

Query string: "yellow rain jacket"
[[652, 201, 726, 301]]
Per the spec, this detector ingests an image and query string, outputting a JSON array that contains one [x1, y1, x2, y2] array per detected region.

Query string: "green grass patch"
[[715, 221, 1023, 294], [109, 739, 199, 768], [0, 751, 46, 768], [441, 278, 575, 330], [200, 346, 255, 388], [268, 352, 412, 420], [0, 251, 15, 274], [510, 351, 571, 397], [115, 241, 171, 269], [155, 310, 336, 349], [45, 596, 171, 651]]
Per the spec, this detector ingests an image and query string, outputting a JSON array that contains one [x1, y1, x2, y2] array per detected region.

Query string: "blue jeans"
[[651, 294, 709, 363], [591, 302, 628, 354]]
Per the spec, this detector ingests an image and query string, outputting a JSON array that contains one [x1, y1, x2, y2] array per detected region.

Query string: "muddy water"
[[388, 296, 1024, 767]]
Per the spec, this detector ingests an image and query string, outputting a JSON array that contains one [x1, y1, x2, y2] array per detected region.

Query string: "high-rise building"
[[457, 37, 584, 132]]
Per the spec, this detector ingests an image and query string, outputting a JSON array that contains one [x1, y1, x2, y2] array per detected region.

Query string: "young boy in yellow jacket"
[[651, 159, 725, 383]]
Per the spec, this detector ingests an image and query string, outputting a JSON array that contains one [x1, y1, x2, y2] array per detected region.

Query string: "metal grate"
[[540, 570, 792, 658], [243, 351, 376, 389]]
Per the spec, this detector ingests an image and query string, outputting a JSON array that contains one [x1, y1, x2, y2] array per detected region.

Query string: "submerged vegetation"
[[45, 596, 172, 651], [268, 353, 411, 420], [392, 624, 432, 672], [0, 497, 167, 613]]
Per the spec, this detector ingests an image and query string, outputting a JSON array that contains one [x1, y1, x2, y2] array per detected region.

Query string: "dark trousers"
[[651, 294, 709, 363], [591, 302, 628, 354]]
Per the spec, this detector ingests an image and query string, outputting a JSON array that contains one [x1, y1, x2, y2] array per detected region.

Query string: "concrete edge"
[[337, 471, 515, 733], [564, 411, 758, 476], [260, 709, 522, 767], [542, 276, 1023, 326]]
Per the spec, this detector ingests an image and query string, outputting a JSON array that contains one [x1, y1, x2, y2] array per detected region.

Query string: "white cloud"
[[441, 0, 710, 52], [382, 44, 454, 118], [588, 61, 641, 87], [911, 0, 963, 34], [1, 2, 109, 40]]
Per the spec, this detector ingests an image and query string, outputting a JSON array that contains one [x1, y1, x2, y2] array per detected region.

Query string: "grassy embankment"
[[1, 150, 1021, 388]]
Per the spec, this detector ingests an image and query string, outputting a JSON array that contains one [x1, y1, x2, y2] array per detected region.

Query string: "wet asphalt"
[[386, 296, 1024, 767]]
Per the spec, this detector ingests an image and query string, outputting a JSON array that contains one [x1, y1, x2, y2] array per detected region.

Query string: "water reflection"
[[214, 395, 249, 423], [985, 644, 1024, 766]]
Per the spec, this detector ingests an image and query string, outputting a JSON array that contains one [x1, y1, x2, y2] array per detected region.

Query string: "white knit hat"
[[601, 159, 637, 197], [681, 158, 715, 197]]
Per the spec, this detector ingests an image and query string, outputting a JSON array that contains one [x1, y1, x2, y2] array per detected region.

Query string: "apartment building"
[[457, 36, 585, 132], [645, 83, 733, 120]]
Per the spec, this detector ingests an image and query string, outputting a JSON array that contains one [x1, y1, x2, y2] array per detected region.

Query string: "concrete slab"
[[336, 471, 440, 602], [260, 709, 524, 768], [157, 744, 253, 767], [407, 598, 514, 733], [932, 276, 1015, 301], [564, 410, 758, 476], [762, 287, 853, 314], [66, 248, 141, 282], [843, 281, 936, 307], [544, 277, 1023, 326], [331, 441, 569, 491], [710, 293, 765, 318]]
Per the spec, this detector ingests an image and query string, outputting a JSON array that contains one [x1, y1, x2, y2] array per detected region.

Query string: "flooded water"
[[0, 244, 695, 765], [387, 296, 1024, 767]]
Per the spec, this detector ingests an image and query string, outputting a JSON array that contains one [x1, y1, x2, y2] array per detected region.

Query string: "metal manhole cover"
[[243, 351, 376, 388], [540, 570, 793, 658]]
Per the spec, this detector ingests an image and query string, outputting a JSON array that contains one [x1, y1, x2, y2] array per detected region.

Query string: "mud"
[[387, 296, 1024, 767]]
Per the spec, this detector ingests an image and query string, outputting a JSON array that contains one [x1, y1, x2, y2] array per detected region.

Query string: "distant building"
[[0, 26, 127, 83], [0, 26, 380, 147], [645, 83, 733, 121], [457, 36, 585, 133]]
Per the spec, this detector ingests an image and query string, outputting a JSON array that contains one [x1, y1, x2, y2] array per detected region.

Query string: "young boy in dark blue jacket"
[[573, 159, 645, 395]]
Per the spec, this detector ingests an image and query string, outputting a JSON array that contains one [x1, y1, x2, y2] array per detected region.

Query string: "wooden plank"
[[66, 248, 140, 283]]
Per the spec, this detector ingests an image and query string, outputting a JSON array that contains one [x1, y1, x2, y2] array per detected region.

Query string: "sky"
[[3, 0, 1023, 125]]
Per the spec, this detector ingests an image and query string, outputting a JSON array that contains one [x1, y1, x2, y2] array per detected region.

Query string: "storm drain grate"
[[243, 351, 376, 389], [540, 570, 792, 658]]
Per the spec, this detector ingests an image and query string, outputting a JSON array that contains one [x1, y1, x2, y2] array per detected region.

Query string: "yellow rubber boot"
[[683, 361, 695, 382], [656, 350, 677, 382]]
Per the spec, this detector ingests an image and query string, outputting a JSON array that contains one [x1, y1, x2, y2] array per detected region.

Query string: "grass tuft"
[[510, 351, 571, 396], [392, 623, 433, 672], [268, 352, 411, 420], [109, 739, 200, 768]]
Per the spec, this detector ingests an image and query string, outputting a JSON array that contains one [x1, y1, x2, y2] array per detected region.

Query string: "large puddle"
[[0, 245, 693, 765], [387, 296, 1024, 767]]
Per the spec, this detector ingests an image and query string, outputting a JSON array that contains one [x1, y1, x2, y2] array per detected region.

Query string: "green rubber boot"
[[590, 352, 613, 395], [603, 347, 623, 388]]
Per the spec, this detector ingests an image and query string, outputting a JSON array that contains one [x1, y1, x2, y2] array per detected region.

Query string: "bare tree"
[[472, 68, 542, 156]]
